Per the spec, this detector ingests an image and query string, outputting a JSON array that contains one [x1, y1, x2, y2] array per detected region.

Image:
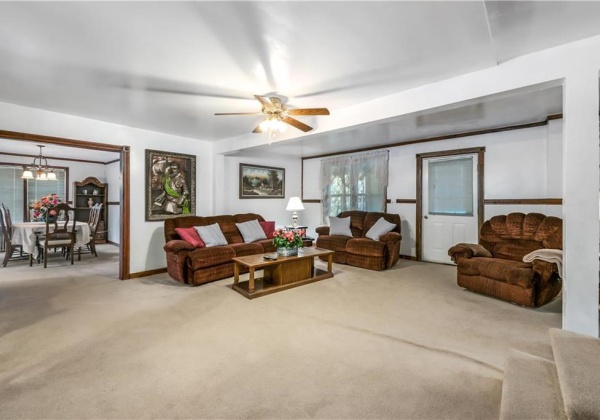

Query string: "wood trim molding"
[[484, 198, 563, 205], [128, 267, 167, 279], [416, 147, 485, 261], [105, 158, 120, 165], [0, 129, 124, 152], [0, 151, 106, 165], [302, 120, 548, 161], [107, 201, 120, 205], [398, 254, 417, 261], [395, 199, 417, 204], [302, 199, 321, 204]]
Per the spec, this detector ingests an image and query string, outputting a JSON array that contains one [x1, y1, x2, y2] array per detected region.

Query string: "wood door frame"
[[0, 129, 130, 280], [416, 147, 485, 261]]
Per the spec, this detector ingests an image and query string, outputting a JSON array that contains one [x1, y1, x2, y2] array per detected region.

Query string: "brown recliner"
[[448, 213, 562, 307], [316, 210, 402, 271]]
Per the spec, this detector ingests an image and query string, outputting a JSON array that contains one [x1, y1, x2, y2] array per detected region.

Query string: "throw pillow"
[[236, 219, 267, 243], [175, 227, 205, 248], [329, 216, 353, 237], [365, 217, 396, 241], [195, 223, 228, 247], [259, 221, 276, 239]]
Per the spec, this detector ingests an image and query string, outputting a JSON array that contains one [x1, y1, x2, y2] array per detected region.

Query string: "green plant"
[[272, 228, 305, 249]]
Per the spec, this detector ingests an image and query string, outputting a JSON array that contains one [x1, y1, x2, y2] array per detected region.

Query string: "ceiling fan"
[[215, 95, 330, 133]]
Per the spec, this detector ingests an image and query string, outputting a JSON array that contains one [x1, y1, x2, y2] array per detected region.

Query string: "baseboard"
[[106, 241, 119, 246], [128, 267, 167, 279], [398, 254, 417, 261]]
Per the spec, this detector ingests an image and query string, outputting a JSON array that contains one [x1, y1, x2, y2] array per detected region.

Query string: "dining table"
[[11, 221, 91, 259]]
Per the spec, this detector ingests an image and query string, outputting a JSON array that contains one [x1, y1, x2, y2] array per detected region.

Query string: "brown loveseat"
[[316, 211, 402, 270], [163, 213, 275, 286], [448, 213, 562, 307]]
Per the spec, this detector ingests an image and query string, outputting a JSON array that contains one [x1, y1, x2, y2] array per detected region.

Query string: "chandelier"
[[21, 145, 57, 181]]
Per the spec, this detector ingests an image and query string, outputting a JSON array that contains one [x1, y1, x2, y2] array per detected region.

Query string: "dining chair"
[[38, 203, 77, 268], [78, 203, 103, 258], [1, 205, 28, 267]]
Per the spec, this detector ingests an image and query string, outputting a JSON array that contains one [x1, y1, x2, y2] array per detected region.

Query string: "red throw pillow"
[[175, 227, 205, 248], [259, 221, 276, 239]]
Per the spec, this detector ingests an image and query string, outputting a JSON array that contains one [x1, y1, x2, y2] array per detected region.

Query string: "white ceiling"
[[0, 1, 599, 156]]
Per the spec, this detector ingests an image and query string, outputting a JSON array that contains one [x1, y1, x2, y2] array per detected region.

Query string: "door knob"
[[424, 215, 428, 219]]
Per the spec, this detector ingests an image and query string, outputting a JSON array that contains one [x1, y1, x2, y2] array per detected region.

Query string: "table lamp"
[[286, 196, 305, 227]]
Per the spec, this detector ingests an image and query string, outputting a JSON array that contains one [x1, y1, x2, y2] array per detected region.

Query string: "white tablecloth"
[[11, 222, 91, 259]]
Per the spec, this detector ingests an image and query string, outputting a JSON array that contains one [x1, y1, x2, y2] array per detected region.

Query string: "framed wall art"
[[239, 163, 285, 199], [146, 149, 196, 221]]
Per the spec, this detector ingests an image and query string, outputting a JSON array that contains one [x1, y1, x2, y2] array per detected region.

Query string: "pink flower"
[[49, 210, 56, 216]]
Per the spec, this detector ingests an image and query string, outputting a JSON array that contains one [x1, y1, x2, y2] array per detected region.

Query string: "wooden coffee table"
[[231, 247, 334, 299]]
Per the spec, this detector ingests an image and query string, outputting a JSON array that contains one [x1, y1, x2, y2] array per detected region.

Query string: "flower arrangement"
[[272, 228, 305, 249], [31, 193, 63, 221]]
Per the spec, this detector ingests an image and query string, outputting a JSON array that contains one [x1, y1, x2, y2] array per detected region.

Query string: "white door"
[[422, 154, 478, 264]]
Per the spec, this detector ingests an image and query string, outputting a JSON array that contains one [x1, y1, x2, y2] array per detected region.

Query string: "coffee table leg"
[[234, 262, 240, 285], [327, 254, 333, 273], [249, 267, 255, 293]]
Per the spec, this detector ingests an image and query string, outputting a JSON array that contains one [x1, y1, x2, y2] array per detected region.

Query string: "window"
[[320, 150, 389, 222], [0, 164, 67, 222], [427, 157, 473, 216]]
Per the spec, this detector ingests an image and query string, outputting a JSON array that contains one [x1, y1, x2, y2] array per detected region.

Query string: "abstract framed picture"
[[145, 149, 196, 221], [239, 163, 285, 199]]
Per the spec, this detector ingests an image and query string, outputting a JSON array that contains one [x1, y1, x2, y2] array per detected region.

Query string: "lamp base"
[[292, 212, 298, 228]]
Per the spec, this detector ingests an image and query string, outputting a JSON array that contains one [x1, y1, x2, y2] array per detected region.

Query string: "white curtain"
[[320, 150, 389, 223]]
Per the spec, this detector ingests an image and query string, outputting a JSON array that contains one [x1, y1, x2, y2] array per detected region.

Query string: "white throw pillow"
[[329, 216, 353, 237], [195, 223, 228, 247], [236, 219, 267, 243], [365, 217, 396, 241]]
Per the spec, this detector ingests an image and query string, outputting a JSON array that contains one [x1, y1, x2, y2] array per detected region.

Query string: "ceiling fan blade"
[[287, 108, 330, 116], [252, 121, 264, 133], [282, 116, 313, 132], [214, 112, 263, 116], [254, 95, 275, 111]]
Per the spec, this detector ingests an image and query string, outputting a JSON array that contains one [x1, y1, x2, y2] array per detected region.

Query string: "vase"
[[277, 246, 298, 257], [88, 198, 94, 208]]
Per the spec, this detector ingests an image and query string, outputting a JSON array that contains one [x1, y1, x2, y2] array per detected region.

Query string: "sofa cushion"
[[195, 223, 228, 247], [205, 215, 243, 244], [365, 217, 396, 241], [330, 216, 352, 236], [259, 221, 276, 239], [236, 219, 267, 243], [175, 227, 206, 248], [346, 238, 386, 257], [229, 242, 264, 257], [493, 240, 542, 262], [188, 246, 236, 269], [458, 257, 535, 288], [317, 235, 352, 252], [254, 238, 276, 253]]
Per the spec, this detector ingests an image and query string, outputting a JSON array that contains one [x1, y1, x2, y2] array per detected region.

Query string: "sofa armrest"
[[448, 243, 492, 263], [379, 232, 402, 269], [531, 259, 560, 282], [316, 226, 330, 236], [164, 240, 196, 253]]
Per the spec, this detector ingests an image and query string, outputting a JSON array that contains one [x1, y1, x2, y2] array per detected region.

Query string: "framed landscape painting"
[[145, 149, 196, 221], [239, 163, 285, 199]]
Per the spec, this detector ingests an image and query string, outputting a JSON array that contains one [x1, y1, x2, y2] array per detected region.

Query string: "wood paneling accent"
[[107, 201, 120, 205], [416, 147, 485, 261], [121, 147, 130, 280], [128, 267, 167, 279], [395, 199, 417, 204], [484, 198, 563, 205]]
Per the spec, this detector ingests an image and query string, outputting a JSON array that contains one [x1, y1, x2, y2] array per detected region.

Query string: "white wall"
[[0, 101, 213, 275], [214, 153, 302, 228], [302, 122, 563, 257]]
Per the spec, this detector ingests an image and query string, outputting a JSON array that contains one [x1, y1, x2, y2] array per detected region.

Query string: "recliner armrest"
[[316, 226, 330, 236], [378, 232, 402, 245], [164, 240, 196, 253], [448, 243, 492, 263]]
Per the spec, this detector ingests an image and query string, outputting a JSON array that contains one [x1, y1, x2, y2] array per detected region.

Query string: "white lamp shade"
[[46, 171, 57, 181], [21, 170, 34, 179], [286, 196, 305, 211], [36, 171, 47, 181]]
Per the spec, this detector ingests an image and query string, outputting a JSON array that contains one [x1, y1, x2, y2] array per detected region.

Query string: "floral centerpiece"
[[272, 228, 305, 256], [31, 193, 63, 222]]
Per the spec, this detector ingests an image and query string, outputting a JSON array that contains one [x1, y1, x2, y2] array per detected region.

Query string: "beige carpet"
[[0, 247, 562, 419]]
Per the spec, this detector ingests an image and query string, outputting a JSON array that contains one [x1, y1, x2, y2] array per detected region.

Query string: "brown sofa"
[[316, 210, 402, 271], [163, 213, 275, 286], [448, 212, 562, 307]]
